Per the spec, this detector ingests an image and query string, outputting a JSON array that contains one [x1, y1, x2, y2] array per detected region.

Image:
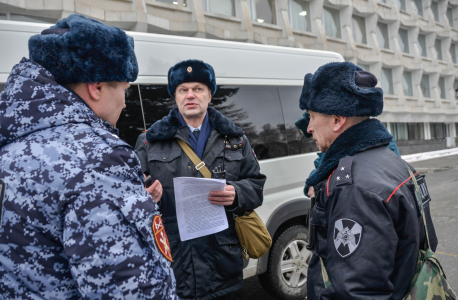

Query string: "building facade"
[[1, 0, 457, 153]]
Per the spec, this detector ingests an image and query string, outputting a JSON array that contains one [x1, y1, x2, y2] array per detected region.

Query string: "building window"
[[391, 123, 408, 140], [397, 0, 407, 11], [381, 68, 394, 95], [435, 39, 443, 60], [402, 71, 413, 96], [391, 123, 425, 140], [430, 123, 446, 139], [421, 74, 430, 97], [408, 123, 425, 140], [438, 77, 446, 99], [290, 0, 311, 32], [431, 1, 440, 22], [398, 28, 409, 53], [447, 6, 454, 27], [322, 7, 341, 38], [249, 0, 276, 24], [376, 23, 390, 49], [417, 34, 427, 57], [156, 0, 187, 6], [0, 13, 6, 20], [352, 15, 367, 44], [413, 0, 423, 16], [377, 0, 387, 4], [450, 43, 457, 64], [202, 0, 235, 16]]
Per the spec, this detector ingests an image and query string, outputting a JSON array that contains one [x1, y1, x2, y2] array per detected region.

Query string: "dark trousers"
[[213, 292, 233, 300]]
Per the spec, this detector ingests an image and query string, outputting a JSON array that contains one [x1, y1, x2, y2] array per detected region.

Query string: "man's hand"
[[307, 186, 315, 198], [209, 185, 236, 206], [144, 175, 163, 204]]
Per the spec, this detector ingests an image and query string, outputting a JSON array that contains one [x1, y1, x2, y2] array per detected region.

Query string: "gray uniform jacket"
[[135, 107, 267, 300], [0, 58, 177, 299]]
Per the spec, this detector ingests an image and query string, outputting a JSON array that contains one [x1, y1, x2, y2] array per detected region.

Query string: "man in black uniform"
[[135, 59, 266, 300], [301, 62, 438, 299]]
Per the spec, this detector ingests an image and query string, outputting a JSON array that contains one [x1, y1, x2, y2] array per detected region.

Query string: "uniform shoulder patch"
[[335, 156, 353, 186], [152, 215, 173, 262], [0, 180, 5, 228], [334, 218, 362, 258]]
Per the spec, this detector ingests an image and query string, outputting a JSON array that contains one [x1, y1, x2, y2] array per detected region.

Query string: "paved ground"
[[235, 154, 458, 299]]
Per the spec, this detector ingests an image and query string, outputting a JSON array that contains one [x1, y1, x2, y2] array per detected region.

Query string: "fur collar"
[[306, 118, 393, 187], [146, 107, 244, 141]]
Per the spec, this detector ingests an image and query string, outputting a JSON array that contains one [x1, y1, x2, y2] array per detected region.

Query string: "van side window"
[[118, 84, 317, 159], [278, 86, 318, 155], [210, 86, 287, 160]]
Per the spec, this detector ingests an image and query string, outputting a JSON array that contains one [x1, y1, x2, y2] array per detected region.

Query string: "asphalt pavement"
[[235, 154, 458, 299]]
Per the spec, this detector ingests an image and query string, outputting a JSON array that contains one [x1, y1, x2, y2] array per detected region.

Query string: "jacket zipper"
[[202, 133, 222, 158]]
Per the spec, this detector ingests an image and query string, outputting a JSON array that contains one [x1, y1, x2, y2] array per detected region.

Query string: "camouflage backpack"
[[402, 164, 456, 300]]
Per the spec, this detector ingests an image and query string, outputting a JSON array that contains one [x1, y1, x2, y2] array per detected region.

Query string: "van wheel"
[[258, 225, 312, 300]]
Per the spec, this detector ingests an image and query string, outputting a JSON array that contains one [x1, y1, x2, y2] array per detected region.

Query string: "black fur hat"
[[299, 62, 383, 117], [28, 14, 138, 84], [167, 59, 217, 98]]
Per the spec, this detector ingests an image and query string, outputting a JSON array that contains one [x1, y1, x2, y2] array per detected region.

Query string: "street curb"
[[402, 147, 458, 163]]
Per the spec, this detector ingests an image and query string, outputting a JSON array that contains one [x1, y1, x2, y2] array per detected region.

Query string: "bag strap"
[[176, 138, 212, 179], [403, 161, 430, 250]]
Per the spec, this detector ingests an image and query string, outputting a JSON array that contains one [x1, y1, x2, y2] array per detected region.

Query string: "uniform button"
[[163, 158, 166, 160], [188, 166, 191, 169], [228, 157, 231, 159]]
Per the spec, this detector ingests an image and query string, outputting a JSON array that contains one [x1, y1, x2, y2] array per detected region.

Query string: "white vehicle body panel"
[[0, 20, 344, 279]]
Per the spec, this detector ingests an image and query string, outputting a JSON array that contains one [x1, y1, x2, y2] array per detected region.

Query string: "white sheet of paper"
[[173, 177, 228, 241]]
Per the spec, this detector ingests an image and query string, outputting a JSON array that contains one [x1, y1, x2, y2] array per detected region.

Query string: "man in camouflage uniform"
[[0, 14, 177, 299]]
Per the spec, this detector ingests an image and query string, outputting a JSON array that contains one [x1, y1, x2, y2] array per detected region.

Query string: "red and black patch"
[[152, 215, 173, 262]]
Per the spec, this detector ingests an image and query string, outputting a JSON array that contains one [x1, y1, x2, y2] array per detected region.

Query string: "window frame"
[[397, 27, 409, 54], [381, 67, 394, 95], [402, 71, 413, 97], [351, 15, 367, 44], [322, 6, 342, 39], [202, 0, 236, 16], [417, 33, 427, 57], [435, 39, 443, 60], [421, 74, 431, 98], [376, 22, 390, 49], [447, 5, 454, 28], [413, 0, 423, 17], [438, 77, 446, 99], [249, 0, 277, 24], [289, 0, 311, 32], [431, 1, 440, 22]]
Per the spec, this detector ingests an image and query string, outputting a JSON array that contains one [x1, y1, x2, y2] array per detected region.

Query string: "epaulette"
[[335, 156, 353, 186]]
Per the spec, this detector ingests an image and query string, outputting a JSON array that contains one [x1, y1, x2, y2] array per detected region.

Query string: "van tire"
[[258, 225, 311, 300]]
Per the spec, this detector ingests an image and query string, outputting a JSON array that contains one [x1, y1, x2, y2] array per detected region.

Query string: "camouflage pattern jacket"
[[0, 58, 178, 299]]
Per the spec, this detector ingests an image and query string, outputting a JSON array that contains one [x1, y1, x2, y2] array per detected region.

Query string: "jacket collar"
[[146, 107, 244, 142], [306, 118, 393, 187]]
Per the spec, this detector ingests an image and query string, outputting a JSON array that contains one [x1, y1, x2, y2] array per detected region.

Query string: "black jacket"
[[135, 107, 266, 300], [307, 119, 437, 300]]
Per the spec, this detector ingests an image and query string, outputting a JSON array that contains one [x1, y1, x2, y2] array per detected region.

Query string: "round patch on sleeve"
[[152, 215, 173, 262], [333, 218, 362, 258]]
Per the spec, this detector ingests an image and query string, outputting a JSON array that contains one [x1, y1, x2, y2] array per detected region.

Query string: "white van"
[[0, 20, 344, 300]]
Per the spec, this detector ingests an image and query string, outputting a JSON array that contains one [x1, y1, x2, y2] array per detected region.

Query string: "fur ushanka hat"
[[28, 14, 138, 84], [167, 60, 217, 98], [299, 62, 383, 117]]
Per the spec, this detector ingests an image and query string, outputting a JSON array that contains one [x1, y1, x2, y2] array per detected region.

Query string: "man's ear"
[[332, 115, 347, 132], [87, 82, 103, 101]]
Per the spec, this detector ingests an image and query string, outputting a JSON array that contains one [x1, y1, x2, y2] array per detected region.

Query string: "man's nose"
[[186, 90, 196, 99], [307, 123, 313, 134]]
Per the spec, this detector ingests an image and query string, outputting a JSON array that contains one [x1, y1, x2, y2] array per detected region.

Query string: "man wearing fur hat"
[[135, 60, 266, 300], [301, 62, 438, 299], [0, 15, 177, 299]]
